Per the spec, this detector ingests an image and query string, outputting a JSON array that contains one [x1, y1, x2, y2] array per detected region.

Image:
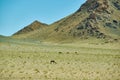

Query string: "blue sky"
[[0, 0, 86, 36]]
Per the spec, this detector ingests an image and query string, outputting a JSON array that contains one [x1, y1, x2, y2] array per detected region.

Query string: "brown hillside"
[[13, 20, 48, 35], [13, 0, 120, 41]]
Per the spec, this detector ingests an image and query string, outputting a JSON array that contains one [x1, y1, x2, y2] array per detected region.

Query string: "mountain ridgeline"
[[13, 20, 48, 35], [13, 0, 120, 41]]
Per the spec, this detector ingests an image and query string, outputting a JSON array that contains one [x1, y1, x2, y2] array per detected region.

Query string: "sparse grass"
[[0, 38, 120, 80]]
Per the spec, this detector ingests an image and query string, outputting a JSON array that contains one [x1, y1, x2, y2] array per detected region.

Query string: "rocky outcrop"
[[113, 1, 120, 10]]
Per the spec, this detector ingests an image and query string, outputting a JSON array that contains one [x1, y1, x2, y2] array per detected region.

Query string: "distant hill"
[[13, 0, 120, 41], [13, 20, 48, 35]]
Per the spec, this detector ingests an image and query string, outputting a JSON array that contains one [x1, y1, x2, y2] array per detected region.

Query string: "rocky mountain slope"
[[13, 0, 120, 41]]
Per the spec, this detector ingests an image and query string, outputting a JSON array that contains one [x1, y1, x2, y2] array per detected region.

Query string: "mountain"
[[13, 20, 48, 35], [13, 0, 120, 41]]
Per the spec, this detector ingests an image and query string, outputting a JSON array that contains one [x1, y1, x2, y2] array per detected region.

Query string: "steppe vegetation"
[[0, 37, 120, 80]]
